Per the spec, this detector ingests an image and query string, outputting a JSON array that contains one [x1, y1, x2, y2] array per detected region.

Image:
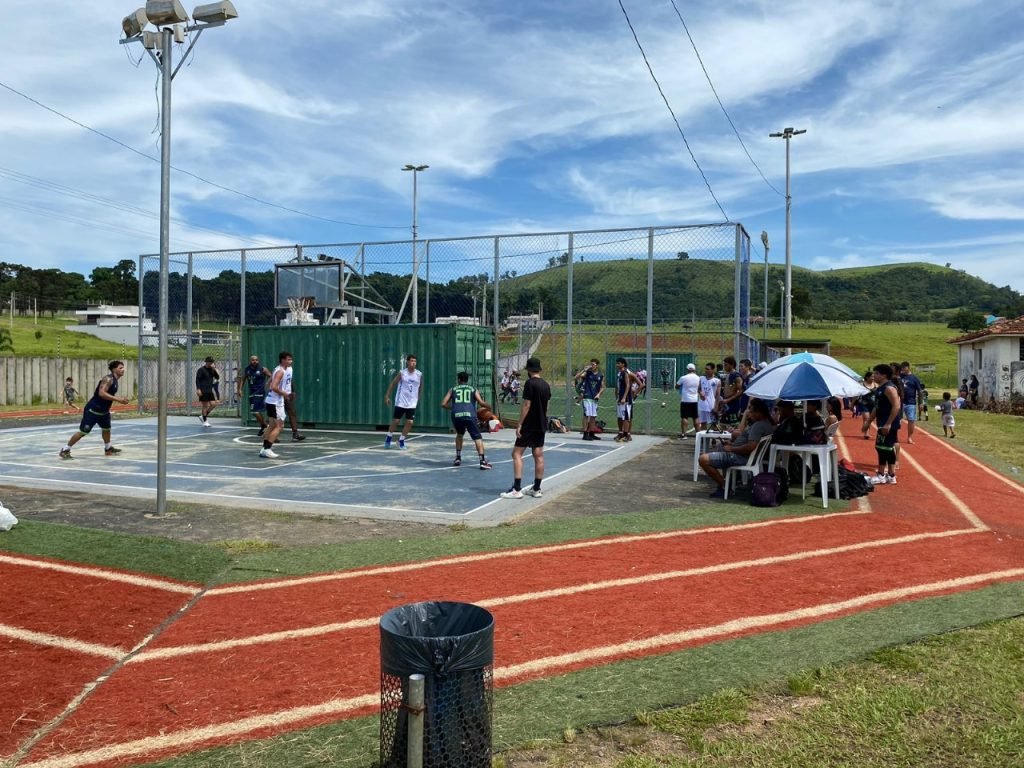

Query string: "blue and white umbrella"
[[745, 352, 868, 401]]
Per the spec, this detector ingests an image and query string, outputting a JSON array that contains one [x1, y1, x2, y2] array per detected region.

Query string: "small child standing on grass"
[[62, 377, 79, 414], [938, 391, 956, 438]]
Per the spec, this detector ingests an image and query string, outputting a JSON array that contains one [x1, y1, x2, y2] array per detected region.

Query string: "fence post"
[[406, 673, 425, 768], [645, 228, 654, 434], [186, 253, 195, 417], [240, 249, 247, 328], [137, 254, 145, 413], [565, 232, 574, 422]]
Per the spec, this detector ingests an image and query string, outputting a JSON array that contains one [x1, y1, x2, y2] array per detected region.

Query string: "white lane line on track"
[[130, 527, 979, 663], [922, 427, 1024, 493], [900, 447, 989, 530], [493, 567, 1024, 680], [206, 509, 873, 595], [17, 694, 379, 768], [0, 554, 198, 594], [0, 624, 125, 660], [22, 567, 1024, 768]]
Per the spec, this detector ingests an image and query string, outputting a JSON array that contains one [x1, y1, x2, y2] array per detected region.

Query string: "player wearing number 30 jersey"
[[440, 371, 492, 469]]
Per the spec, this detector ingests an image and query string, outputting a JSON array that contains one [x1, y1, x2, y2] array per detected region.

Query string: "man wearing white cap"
[[676, 362, 701, 438]]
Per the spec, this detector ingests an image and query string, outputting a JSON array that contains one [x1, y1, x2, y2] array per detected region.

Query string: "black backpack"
[[751, 467, 789, 507], [816, 466, 874, 500]]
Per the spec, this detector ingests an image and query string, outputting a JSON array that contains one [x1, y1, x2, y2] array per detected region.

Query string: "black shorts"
[[680, 402, 698, 419], [266, 403, 281, 420], [249, 394, 266, 413], [79, 408, 112, 434], [393, 406, 417, 421], [453, 416, 482, 441], [514, 429, 546, 449], [198, 389, 216, 403]]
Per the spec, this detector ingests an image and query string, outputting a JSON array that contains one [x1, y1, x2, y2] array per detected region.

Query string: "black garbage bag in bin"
[[379, 601, 494, 768]]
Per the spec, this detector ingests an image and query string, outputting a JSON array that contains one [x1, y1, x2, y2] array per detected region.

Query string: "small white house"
[[67, 305, 155, 347], [948, 315, 1024, 403]]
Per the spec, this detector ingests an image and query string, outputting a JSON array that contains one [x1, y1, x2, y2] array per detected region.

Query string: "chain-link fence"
[[138, 223, 766, 433]]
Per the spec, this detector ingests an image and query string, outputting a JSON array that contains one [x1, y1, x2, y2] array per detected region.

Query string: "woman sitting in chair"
[[699, 398, 775, 499]]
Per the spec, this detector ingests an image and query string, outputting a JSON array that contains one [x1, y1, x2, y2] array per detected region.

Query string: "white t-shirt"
[[396, 368, 422, 408], [677, 372, 700, 403], [698, 375, 720, 411], [264, 365, 292, 406]]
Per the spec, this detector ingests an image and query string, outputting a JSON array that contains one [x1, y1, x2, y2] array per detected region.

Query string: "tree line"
[[5, 258, 1022, 327]]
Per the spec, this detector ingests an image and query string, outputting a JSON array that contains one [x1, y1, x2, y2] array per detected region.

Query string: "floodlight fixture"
[[192, 1, 238, 24], [142, 30, 160, 49], [760, 230, 769, 249], [122, 8, 148, 37], [146, 0, 189, 26], [402, 164, 429, 172]]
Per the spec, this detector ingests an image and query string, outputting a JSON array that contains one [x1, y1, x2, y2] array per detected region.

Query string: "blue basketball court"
[[0, 417, 661, 525]]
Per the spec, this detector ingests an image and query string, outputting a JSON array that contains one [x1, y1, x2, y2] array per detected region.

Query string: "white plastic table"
[[767, 443, 840, 508], [692, 430, 733, 481]]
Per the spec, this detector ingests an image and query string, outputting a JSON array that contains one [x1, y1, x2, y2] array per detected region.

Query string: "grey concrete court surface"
[[0, 417, 663, 526]]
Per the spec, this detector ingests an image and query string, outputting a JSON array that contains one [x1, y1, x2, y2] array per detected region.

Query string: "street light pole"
[[769, 126, 805, 351], [122, 1, 238, 516], [760, 231, 769, 342], [156, 26, 172, 517], [402, 164, 429, 323]]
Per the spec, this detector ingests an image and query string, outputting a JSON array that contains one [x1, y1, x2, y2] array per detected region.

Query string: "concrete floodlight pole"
[[156, 26, 173, 515], [769, 127, 805, 354], [121, 7, 236, 516], [402, 164, 429, 323]]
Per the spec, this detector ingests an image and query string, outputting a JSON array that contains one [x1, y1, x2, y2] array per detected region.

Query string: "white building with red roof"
[[948, 316, 1024, 403]]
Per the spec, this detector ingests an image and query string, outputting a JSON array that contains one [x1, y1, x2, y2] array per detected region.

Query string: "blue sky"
[[2, 0, 1024, 295]]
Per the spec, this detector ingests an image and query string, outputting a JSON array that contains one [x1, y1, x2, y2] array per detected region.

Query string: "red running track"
[[3, 423, 1022, 768]]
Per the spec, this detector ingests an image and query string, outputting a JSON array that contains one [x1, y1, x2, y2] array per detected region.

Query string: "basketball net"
[[287, 296, 315, 315]]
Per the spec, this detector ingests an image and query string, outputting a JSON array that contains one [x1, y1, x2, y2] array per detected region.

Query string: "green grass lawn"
[[788, 321, 960, 388]]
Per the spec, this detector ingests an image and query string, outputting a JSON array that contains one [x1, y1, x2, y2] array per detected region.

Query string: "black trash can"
[[379, 601, 494, 768]]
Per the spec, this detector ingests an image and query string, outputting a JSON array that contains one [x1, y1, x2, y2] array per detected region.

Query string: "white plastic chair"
[[723, 435, 773, 500]]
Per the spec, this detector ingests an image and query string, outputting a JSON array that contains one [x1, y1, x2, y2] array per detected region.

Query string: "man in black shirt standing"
[[195, 357, 220, 427], [500, 356, 551, 499]]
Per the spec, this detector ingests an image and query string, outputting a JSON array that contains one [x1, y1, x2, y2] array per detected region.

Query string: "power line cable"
[[0, 166, 284, 247], [0, 80, 408, 231], [667, 0, 783, 197], [617, 0, 729, 221], [0, 195, 217, 250]]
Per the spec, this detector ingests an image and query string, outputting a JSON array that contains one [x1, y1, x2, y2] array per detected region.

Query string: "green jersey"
[[450, 384, 476, 419]]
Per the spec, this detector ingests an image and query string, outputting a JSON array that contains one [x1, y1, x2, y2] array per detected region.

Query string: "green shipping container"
[[240, 324, 496, 432]]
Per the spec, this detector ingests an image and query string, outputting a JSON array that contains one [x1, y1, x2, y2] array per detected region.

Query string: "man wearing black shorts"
[[236, 355, 272, 436], [441, 371, 493, 469], [195, 356, 219, 427], [500, 357, 551, 499], [59, 360, 130, 459]]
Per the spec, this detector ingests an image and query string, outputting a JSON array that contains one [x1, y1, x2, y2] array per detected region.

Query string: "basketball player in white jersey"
[[260, 351, 293, 458], [383, 353, 423, 449]]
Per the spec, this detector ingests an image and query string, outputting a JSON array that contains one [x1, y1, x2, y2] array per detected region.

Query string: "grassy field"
[[788, 321, 960, 388], [0, 314, 238, 360]]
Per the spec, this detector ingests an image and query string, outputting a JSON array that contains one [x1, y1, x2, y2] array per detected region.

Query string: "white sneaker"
[[886, 474, 897, 484], [499, 489, 524, 499], [203, 420, 212, 428], [869, 473, 886, 485], [259, 448, 279, 458], [524, 488, 543, 498]]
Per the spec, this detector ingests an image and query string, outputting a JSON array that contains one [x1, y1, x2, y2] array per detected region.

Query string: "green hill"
[[497, 260, 1024, 322]]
